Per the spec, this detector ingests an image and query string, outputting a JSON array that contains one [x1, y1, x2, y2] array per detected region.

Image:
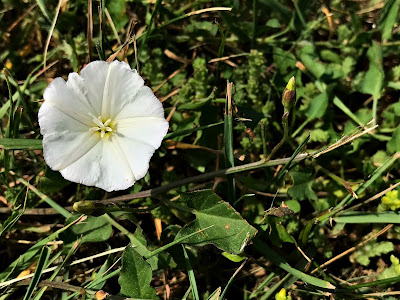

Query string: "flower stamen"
[[88, 113, 113, 138]]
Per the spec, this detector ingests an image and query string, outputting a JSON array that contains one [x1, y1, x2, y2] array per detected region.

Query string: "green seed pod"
[[281, 76, 296, 112]]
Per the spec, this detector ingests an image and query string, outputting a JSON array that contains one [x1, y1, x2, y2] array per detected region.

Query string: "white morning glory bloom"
[[38, 60, 169, 192]]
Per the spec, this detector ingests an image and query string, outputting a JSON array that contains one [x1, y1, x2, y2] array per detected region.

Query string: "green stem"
[[266, 112, 289, 161], [93, 153, 308, 205], [103, 213, 133, 237], [18, 178, 72, 219]]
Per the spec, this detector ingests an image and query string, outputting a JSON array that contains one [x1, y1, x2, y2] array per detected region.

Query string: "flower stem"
[[265, 111, 289, 162]]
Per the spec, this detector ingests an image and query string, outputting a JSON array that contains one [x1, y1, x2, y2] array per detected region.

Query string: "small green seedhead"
[[282, 76, 296, 112]]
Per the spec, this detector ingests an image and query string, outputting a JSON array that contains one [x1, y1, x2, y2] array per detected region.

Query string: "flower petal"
[[39, 103, 100, 170], [115, 135, 158, 181], [79, 61, 110, 116], [116, 117, 169, 148], [101, 61, 144, 119], [43, 78, 93, 126], [113, 117, 168, 180], [60, 137, 136, 192], [66, 72, 100, 116], [114, 86, 164, 120]]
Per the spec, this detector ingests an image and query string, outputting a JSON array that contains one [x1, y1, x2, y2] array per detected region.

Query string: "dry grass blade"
[[106, 37, 133, 62], [312, 123, 378, 158], [342, 181, 400, 213], [153, 65, 188, 93], [160, 88, 180, 102], [185, 7, 232, 17], [164, 49, 190, 64], [7, 4, 37, 32], [311, 224, 393, 274], [104, 7, 121, 45], [43, 0, 63, 70], [87, 0, 93, 62], [0, 247, 126, 288]]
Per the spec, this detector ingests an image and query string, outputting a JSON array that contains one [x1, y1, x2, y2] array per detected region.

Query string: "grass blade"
[[164, 121, 224, 140], [220, 259, 247, 300], [0, 138, 43, 150], [334, 212, 400, 223], [254, 239, 336, 290], [22, 246, 51, 300], [18, 177, 72, 219], [182, 245, 199, 300], [224, 81, 236, 202]]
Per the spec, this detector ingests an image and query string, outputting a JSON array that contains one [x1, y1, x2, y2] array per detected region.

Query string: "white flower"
[[38, 60, 169, 192]]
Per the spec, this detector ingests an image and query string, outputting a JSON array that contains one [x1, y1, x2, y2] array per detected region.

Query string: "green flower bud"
[[73, 201, 96, 215], [282, 76, 296, 112]]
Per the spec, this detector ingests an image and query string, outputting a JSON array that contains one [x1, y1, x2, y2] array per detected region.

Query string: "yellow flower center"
[[89, 113, 113, 138]]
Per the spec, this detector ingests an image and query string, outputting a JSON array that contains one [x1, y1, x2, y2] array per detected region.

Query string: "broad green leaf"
[[0, 138, 43, 150], [273, 47, 296, 74], [288, 168, 318, 201], [358, 42, 384, 99], [266, 19, 281, 28], [118, 246, 158, 299], [378, 0, 400, 41], [130, 227, 176, 270], [175, 190, 257, 254], [299, 46, 326, 79], [106, 0, 128, 31], [305, 92, 329, 120], [61, 215, 112, 248], [39, 168, 70, 193]]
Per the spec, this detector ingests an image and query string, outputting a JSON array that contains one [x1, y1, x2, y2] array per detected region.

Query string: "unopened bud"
[[282, 76, 296, 112], [73, 201, 96, 215]]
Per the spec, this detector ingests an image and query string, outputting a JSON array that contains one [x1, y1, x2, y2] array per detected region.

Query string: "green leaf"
[[273, 47, 296, 74], [387, 126, 400, 153], [23, 246, 51, 300], [0, 138, 43, 150], [299, 46, 326, 79], [254, 240, 335, 289], [0, 217, 82, 281], [61, 215, 112, 247], [206, 287, 221, 300], [222, 252, 247, 262], [39, 168, 70, 193], [182, 246, 200, 300], [358, 41, 384, 99], [379, 0, 400, 41], [35, 0, 52, 22], [305, 92, 329, 120], [118, 245, 158, 299], [288, 168, 318, 201], [350, 240, 394, 266], [106, 0, 128, 31], [334, 211, 400, 223], [175, 190, 257, 254]]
